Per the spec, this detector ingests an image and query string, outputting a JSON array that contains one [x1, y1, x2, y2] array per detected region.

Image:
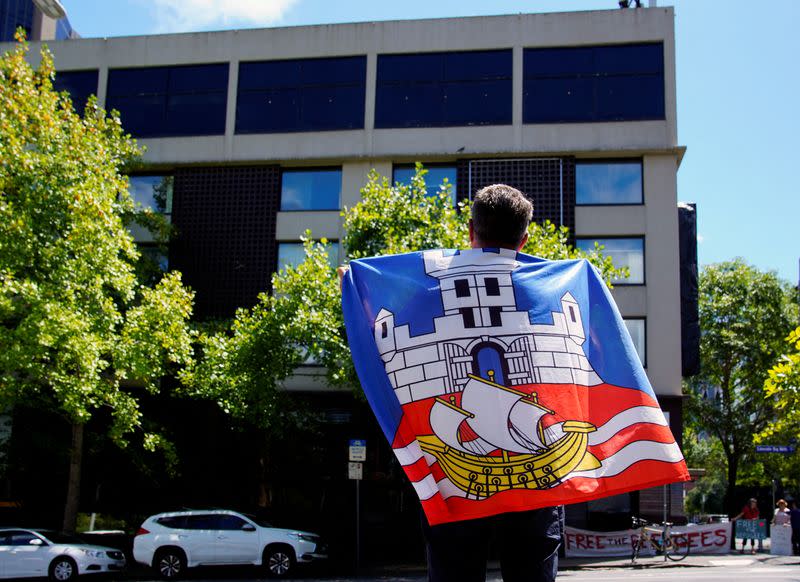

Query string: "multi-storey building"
[[3, 4, 698, 554], [0, 0, 77, 42]]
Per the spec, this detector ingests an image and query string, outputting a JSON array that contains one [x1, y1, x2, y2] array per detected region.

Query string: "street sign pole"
[[348, 440, 366, 574], [355, 477, 360, 574]]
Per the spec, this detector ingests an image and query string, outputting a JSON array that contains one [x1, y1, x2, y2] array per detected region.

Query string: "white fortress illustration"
[[374, 249, 602, 405]]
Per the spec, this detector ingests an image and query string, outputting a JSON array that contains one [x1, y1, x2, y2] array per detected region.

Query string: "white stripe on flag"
[[571, 440, 683, 480], [394, 440, 424, 466], [588, 406, 668, 446], [411, 474, 439, 500]]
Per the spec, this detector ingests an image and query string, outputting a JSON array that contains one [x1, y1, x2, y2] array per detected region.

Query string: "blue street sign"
[[755, 445, 796, 453]]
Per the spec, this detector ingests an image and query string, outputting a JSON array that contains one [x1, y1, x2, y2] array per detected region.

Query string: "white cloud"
[[697, 233, 705, 244], [147, 0, 299, 33]]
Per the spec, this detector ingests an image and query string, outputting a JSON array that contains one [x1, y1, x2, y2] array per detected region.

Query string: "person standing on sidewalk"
[[733, 498, 760, 554], [339, 185, 563, 582], [789, 499, 800, 555]]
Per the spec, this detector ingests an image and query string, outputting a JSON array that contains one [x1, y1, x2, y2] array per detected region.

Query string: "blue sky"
[[58, 0, 799, 284]]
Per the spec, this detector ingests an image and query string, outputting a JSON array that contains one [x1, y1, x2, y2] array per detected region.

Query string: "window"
[[128, 175, 173, 216], [460, 307, 476, 328], [236, 56, 366, 134], [277, 241, 338, 271], [489, 306, 503, 326], [623, 318, 646, 367], [393, 165, 457, 204], [576, 161, 642, 205], [485, 277, 500, 296], [381, 321, 388, 339], [376, 50, 512, 128], [523, 43, 664, 123], [454, 279, 470, 298], [53, 70, 99, 112], [576, 237, 644, 284], [185, 515, 219, 530], [7, 532, 41, 546], [107, 64, 229, 137], [216, 514, 249, 530], [280, 169, 341, 211], [156, 516, 188, 529]]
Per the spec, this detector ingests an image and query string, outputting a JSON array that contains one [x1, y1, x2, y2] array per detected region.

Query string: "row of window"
[[54, 42, 665, 137], [128, 161, 642, 220], [129, 170, 646, 284]]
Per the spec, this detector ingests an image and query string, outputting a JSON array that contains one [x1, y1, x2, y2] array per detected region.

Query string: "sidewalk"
[[558, 550, 800, 570]]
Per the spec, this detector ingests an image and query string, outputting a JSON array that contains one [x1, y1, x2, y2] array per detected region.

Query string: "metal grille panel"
[[456, 158, 576, 236], [170, 165, 280, 318]]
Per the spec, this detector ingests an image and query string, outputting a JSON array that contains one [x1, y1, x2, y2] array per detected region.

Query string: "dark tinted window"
[[53, 70, 99, 112], [0, 0, 34, 42], [184, 515, 219, 530], [236, 56, 366, 134], [8, 532, 40, 546], [576, 161, 642, 204], [216, 514, 249, 530], [156, 516, 187, 529], [523, 43, 664, 123], [376, 50, 512, 128], [454, 279, 470, 298], [107, 64, 229, 137], [280, 169, 341, 211]]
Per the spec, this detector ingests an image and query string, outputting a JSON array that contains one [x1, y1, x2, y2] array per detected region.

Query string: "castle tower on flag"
[[374, 249, 603, 406]]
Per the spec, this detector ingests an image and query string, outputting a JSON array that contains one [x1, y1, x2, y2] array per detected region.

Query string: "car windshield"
[[244, 514, 272, 528], [37, 531, 85, 544]]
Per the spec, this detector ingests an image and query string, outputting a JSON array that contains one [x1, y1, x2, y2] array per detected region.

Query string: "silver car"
[[0, 528, 126, 581], [133, 509, 327, 579]]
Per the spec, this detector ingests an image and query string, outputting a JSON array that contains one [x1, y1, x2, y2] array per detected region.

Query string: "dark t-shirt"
[[790, 508, 800, 529]]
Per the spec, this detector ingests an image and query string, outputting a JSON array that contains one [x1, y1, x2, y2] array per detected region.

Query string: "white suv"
[[132, 510, 326, 579]]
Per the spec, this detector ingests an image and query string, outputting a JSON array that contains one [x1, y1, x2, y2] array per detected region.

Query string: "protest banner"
[[735, 518, 767, 540], [771, 524, 792, 555], [564, 522, 732, 557]]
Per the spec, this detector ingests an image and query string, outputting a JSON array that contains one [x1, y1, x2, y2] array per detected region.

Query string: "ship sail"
[[461, 375, 549, 454], [429, 398, 494, 456]]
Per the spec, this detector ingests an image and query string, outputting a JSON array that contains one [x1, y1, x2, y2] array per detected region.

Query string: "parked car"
[[133, 509, 327, 579], [0, 528, 126, 581]]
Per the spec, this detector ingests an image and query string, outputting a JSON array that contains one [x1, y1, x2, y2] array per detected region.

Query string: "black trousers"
[[421, 506, 563, 582]]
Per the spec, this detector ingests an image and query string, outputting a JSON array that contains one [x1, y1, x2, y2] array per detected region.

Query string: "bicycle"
[[630, 516, 690, 563]]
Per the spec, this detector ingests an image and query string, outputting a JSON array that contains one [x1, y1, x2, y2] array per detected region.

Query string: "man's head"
[[469, 184, 533, 250]]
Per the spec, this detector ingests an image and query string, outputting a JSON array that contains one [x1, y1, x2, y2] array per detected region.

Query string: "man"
[[790, 499, 800, 555], [340, 184, 562, 581], [419, 184, 562, 582]]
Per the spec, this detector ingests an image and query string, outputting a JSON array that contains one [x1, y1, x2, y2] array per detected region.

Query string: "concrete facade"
[[6, 7, 685, 401]]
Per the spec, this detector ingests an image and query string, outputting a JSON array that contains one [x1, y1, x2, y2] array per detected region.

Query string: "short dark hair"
[[471, 184, 533, 248]]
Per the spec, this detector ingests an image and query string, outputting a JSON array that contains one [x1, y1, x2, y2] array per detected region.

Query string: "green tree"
[[758, 325, 800, 449], [0, 38, 195, 531], [684, 260, 796, 514]]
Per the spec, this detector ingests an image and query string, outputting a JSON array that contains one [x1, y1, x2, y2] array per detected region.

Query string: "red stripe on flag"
[[589, 423, 677, 460]]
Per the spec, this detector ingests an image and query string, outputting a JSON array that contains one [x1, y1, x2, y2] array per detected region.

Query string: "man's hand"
[[337, 266, 349, 290]]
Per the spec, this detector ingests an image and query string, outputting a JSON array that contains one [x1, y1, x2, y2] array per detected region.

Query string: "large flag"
[[342, 248, 690, 526]]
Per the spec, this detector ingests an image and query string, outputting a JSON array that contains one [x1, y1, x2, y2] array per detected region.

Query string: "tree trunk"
[[62, 422, 84, 533], [256, 436, 272, 509], [725, 450, 739, 516]]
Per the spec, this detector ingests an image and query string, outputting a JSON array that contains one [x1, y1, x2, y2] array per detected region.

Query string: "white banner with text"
[[564, 522, 733, 557]]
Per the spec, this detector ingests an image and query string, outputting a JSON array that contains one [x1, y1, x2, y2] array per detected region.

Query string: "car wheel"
[[264, 546, 295, 578], [154, 548, 186, 580], [49, 556, 77, 582]]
